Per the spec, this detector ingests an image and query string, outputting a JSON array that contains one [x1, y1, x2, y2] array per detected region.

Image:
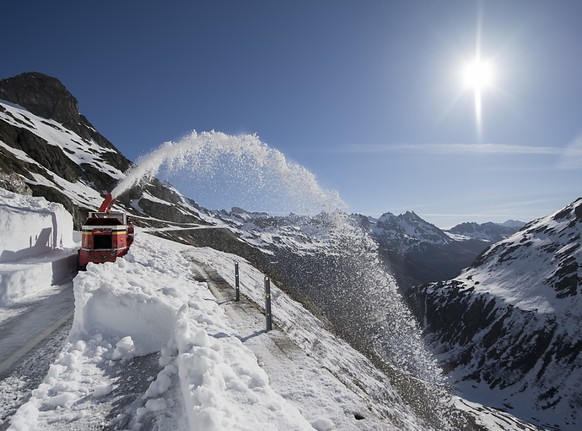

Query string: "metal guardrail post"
[[264, 276, 272, 331], [234, 262, 240, 302]]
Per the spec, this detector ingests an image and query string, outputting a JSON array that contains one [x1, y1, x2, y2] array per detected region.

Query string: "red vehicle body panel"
[[78, 193, 134, 268]]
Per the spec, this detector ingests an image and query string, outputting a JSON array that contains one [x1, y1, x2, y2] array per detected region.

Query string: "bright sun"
[[460, 56, 496, 139], [462, 59, 495, 90]]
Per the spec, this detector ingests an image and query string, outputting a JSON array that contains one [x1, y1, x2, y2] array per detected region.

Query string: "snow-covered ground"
[[0, 189, 541, 430], [5, 230, 412, 430]]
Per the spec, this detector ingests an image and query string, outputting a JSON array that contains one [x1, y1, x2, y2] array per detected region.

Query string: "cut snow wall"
[[72, 287, 176, 356], [71, 265, 177, 357], [0, 262, 53, 305], [0, 188, 75, 263]]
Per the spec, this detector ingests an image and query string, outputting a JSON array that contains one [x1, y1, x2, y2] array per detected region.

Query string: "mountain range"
[[1, 71, 580, 430], [407, 199, 582, 429], [359, 211, 524, 290]]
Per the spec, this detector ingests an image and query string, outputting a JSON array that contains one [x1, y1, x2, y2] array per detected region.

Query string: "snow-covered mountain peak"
[[0, 72, 80, 125], [373, 210, 451, 246]]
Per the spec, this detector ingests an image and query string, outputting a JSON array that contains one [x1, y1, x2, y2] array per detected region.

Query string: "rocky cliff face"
[[407, 198, 582, 430], [0, 72, 122, 158]]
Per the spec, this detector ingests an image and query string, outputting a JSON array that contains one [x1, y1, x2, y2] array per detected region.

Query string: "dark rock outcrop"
[[0, 169, 32, 195], [0, 72, 80, 127], [0, 72, 130, 172]]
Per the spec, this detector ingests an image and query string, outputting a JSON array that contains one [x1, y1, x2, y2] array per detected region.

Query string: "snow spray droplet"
[[112, 131, 346, 215]]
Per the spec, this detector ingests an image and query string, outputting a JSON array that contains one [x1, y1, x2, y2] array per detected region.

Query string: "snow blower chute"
[[78, 192, 134, 269]]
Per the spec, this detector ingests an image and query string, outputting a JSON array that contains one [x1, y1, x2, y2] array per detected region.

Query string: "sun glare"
[[462, 59, 494, 90], [459, 56, 496, 140]]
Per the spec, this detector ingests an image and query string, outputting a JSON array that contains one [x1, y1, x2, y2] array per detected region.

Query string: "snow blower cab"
[[78, 192, 134, 269]]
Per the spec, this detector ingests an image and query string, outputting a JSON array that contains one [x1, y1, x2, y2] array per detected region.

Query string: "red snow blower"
[[78, 192, 134, 269]]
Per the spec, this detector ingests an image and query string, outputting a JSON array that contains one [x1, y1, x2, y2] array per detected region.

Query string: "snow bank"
[[10, 232, 313, 430], [71, 259, 178, 356], [168, 304, 312, 431], [0, 188, 77, 305], [0, 262, 53, 306], [0, 188, 75, 262]]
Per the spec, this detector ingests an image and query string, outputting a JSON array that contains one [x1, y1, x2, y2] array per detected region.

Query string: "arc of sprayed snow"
[[111, 140, 176, 198], [110, 131, 346, 213], [112, 132, 251, 198]]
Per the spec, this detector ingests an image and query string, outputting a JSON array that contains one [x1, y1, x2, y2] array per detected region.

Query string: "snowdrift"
[[0, 188, 75, 261], [0, 188, 77, 306]]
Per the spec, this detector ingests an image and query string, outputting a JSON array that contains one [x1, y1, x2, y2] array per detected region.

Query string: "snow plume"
[[320, 212, 443, 381], [112, 131, 346, 215], [331, 215, 468, 428], [243, 210, 461, 428]]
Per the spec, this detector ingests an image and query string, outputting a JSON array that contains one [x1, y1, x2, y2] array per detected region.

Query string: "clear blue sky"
[[2, 0, 581, 227]]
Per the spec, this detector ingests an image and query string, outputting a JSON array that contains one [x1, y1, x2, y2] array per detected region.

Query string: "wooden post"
[[234, 262, 240, 302], [264, 276, 272, 331]]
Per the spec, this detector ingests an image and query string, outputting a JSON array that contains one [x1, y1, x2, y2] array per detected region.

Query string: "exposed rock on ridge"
[[0, 72, 128, 170], [407, 198, 582, 430], [355, 211, 493, 290]]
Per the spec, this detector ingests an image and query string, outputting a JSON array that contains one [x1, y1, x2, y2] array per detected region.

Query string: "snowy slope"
[[409, 198, 582, 430], [1, 222, 538, 430], [0, 98, 122, 213], [463, 199, 582, 313]]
